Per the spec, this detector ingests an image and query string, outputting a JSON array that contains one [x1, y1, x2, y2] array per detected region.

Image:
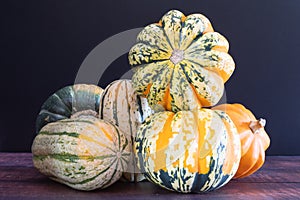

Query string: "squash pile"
[[31, 10, 270, 193]]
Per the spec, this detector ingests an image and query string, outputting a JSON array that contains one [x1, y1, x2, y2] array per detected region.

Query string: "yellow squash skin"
[[32, 115, 130, 191], [135, 109, 241, 193], [129, 10, 235, 112], [212, 103, 270, 178]]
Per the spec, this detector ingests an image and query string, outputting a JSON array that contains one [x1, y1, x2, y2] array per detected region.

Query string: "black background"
[[1, 0, 300, 155]]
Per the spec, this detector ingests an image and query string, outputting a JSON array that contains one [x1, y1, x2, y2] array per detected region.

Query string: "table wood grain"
[[0, 153, 299, 200]]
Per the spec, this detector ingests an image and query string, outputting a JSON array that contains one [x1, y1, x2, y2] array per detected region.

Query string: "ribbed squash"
[[100, 79, 152, 182], [36, 84, 103, 133], [129, 10, 235, 112], [212, 103, 270, 178], [135, 109, 241, 193], [32, 114, 130, 191]]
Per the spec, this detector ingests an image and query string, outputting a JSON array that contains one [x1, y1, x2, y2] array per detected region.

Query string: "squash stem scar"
[[170, 49, 184, 65]]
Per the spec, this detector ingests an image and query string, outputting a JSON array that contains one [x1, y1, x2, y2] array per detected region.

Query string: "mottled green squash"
[[129, 10, 235, 112], [32, 114, 130, 191], [100, 79, 152, 182], [135, 109, 241, 193], [36, 84, 103, 133]]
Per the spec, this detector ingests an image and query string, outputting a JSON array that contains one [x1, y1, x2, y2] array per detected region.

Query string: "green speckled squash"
[[36, 84, 103, 133], [135, 109, 241, 193], [100, 79, 152, 182], [32, 114, 130, 191], [129, 10, 235, 112]]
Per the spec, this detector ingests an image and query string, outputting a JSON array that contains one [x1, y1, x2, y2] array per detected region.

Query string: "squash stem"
[[249, 118, 266, 134]]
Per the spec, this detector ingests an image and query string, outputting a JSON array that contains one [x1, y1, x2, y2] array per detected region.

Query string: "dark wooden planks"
[[0, 153, 299, 200]]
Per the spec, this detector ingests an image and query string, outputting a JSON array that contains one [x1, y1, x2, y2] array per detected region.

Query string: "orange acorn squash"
[[212, 103, 270, 178]]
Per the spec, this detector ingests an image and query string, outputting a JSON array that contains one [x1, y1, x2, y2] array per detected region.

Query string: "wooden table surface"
[[0, 153, 299, 200]]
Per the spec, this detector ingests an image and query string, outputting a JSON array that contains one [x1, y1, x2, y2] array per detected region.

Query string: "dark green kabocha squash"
[[36, 84, 103, 133]]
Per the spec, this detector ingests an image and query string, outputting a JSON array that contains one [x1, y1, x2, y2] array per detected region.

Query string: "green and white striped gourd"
[[36, 84, 103, 133], [99, 79, 152, 182], [32, 114, 130, 191]]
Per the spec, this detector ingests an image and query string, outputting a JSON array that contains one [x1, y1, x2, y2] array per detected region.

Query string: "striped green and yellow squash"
[[36, 84, 103, 133], [99, 79, 152, 182], [129, 10, 235, 112], [32, 115, 130, 191], [135, 109, 241, 193]]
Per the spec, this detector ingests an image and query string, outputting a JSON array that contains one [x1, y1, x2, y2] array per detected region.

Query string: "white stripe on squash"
[[32, 115, 130, 191], [99, 79, 153, 182]]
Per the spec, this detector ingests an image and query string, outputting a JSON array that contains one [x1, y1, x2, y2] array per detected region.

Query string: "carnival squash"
[[212, 103, 270, 178], [129, 10, 235, 112], [135, 109, 241, 193], [99, 79, 152, 182], [36, 84, 103, 133], [32, 113, 130, 191]]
